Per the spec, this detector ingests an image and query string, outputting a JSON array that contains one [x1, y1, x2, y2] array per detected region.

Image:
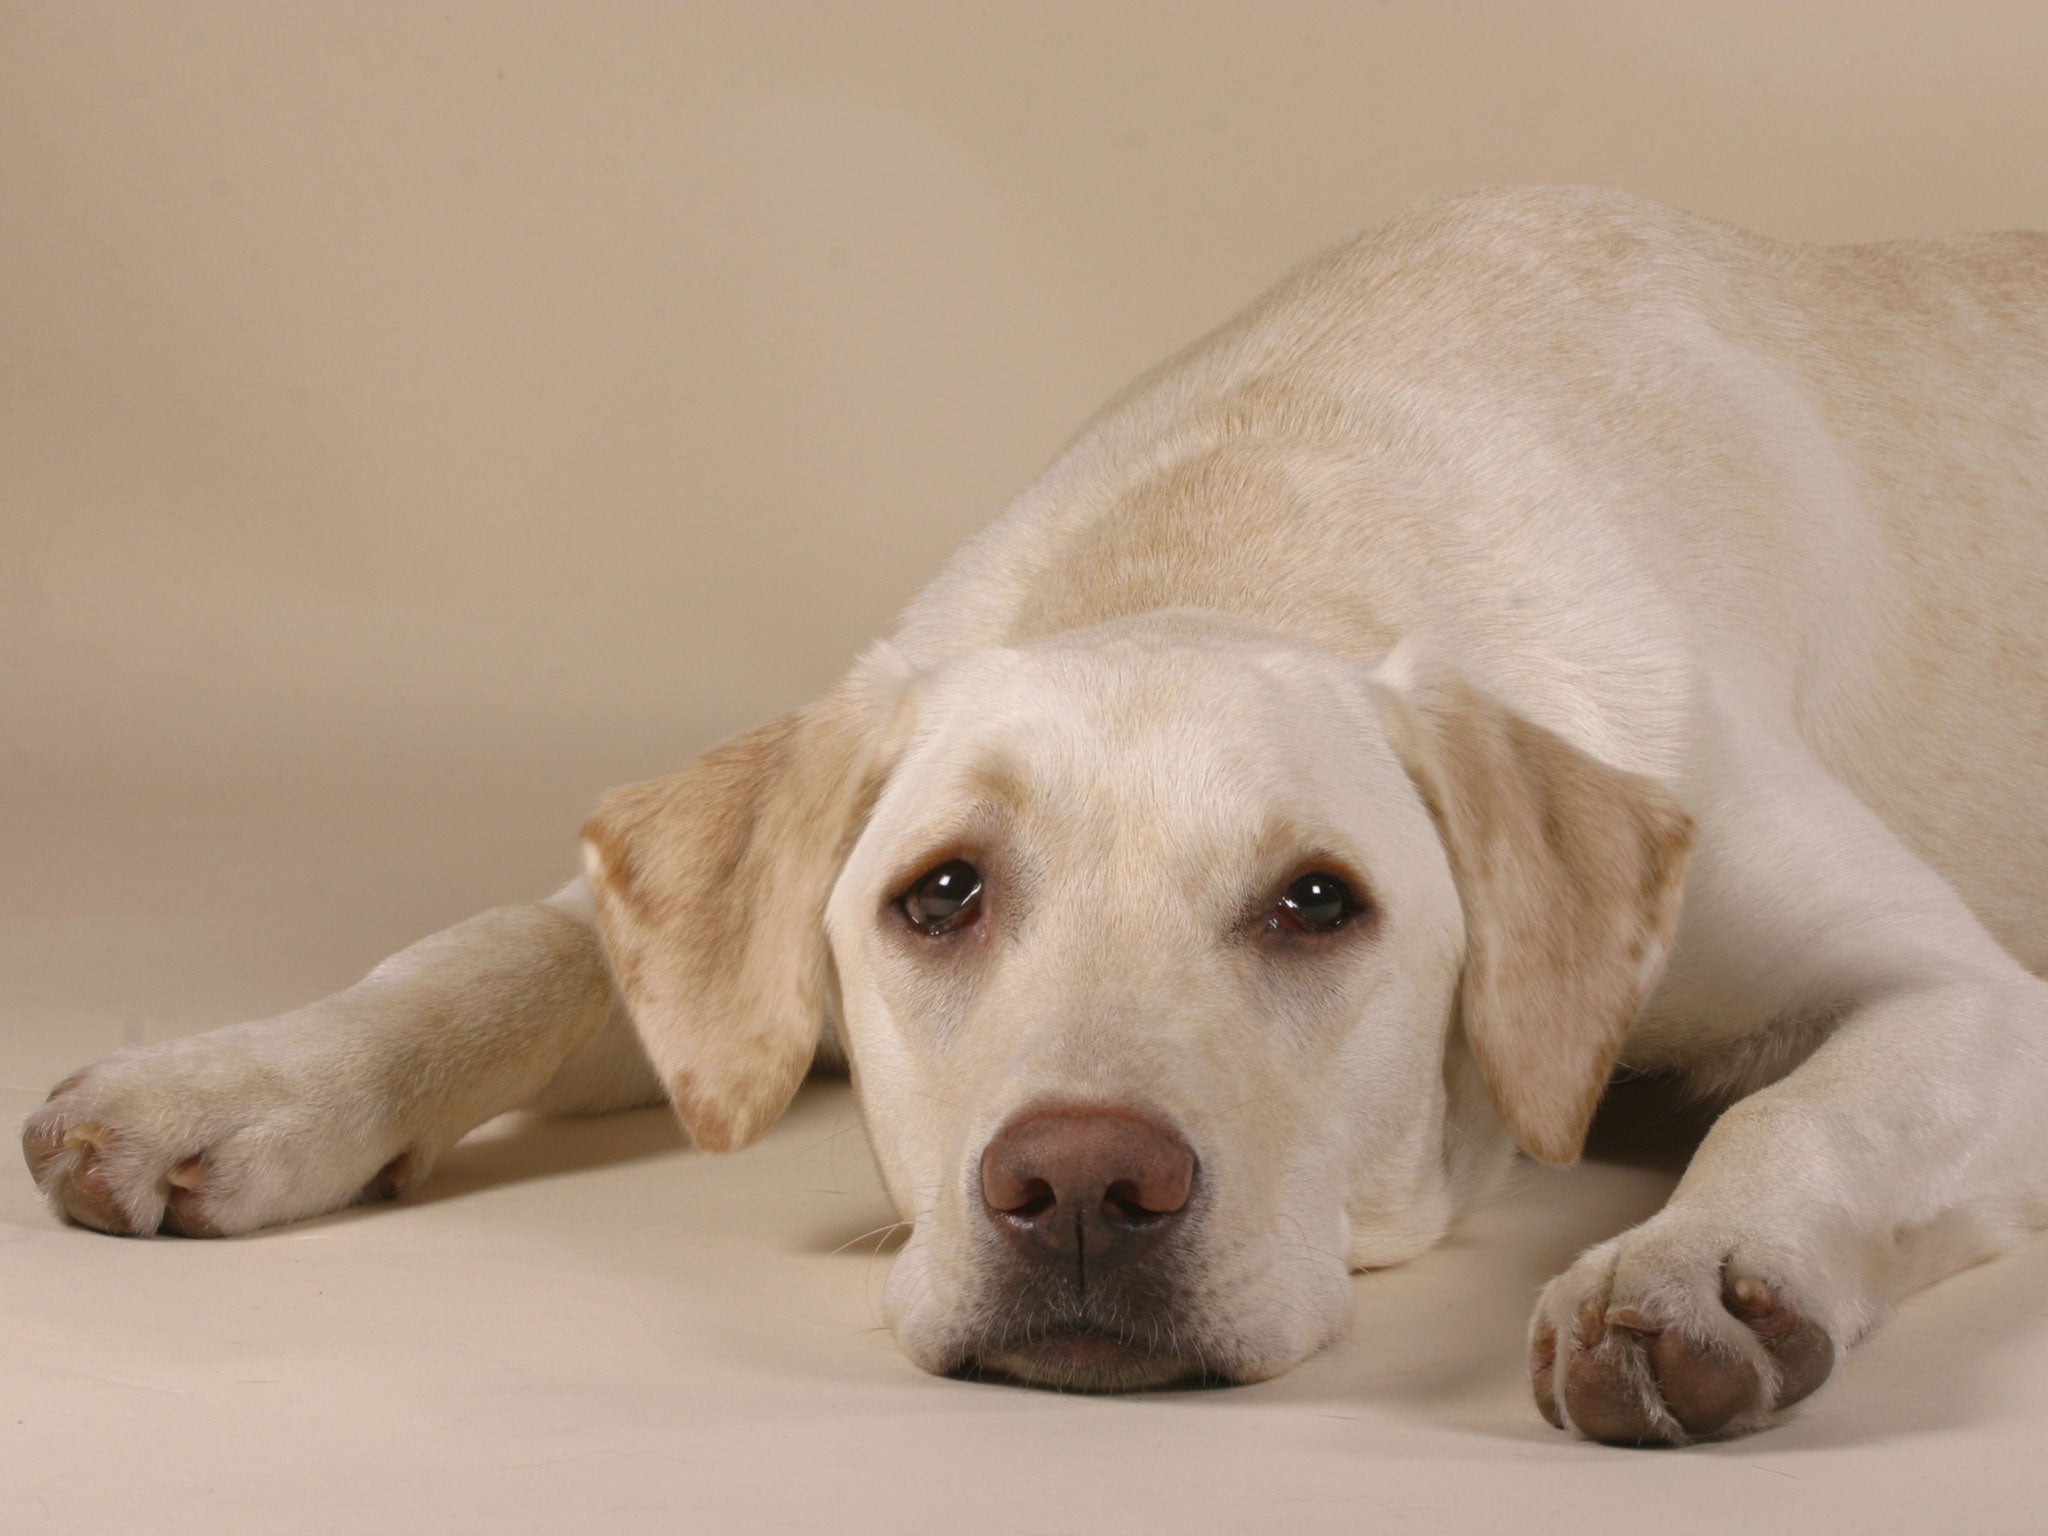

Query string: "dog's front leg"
[[21, 879, 658, 1236], [1531, 731, 2048, 1444]]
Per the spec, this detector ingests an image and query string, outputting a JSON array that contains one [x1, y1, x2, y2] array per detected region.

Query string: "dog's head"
[[582, 615, 1690, 1388]]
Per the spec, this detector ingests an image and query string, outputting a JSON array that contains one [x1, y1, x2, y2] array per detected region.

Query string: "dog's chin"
[[949, 1329, 1232, 1393]]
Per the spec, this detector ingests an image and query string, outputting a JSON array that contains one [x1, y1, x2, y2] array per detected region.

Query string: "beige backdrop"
[[7, 5, 2048, 1533]]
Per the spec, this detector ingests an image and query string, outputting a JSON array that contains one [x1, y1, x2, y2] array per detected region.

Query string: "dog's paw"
[[21, 1027, 412, 1238], [1529, 1222, 1836, 1445]]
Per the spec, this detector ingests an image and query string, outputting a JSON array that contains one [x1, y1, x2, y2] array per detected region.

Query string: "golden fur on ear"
[[580, 650, 915, 1153], [1375, 667, 1694, 1166]]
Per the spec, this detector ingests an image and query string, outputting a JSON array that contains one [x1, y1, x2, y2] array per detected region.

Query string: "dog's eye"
[[1271, 871, 1360, 935], [901, 859, 983, 935]]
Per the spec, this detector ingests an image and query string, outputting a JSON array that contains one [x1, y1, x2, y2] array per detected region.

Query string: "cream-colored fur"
[[25, 188, 2048, 1442]]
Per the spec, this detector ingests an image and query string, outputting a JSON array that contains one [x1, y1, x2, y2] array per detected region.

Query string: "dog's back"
[[1761, 224, 2048, 963], [901, 188, 2048, 965]]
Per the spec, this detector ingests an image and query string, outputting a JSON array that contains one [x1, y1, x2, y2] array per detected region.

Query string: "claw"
[[1530, 1323, 1563, 1429], [1724, 1274, 1835, 1407], [21, 1116, 68, 1185], [51, 1125, 151, 1235], [160, 1155, 221, 1237], [1563, 1328, 1669, 1446]]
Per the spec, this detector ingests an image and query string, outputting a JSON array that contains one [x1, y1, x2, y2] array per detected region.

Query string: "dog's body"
[[25, 188, 2048, 1444]]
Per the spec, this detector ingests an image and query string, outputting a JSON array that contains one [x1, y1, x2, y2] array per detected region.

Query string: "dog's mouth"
[[948, 1322, 1235, 1393]]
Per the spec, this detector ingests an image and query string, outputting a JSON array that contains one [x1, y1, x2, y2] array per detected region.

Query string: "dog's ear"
[[580, 648, 917, 1153], [1372, 657, 1693, 1166]]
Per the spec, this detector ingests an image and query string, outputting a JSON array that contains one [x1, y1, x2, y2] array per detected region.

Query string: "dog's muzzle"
[[948, 1105, 1224, 1391]]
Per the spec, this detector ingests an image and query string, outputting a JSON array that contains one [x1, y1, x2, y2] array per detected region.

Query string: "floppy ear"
[[580, 650, 916, 1153], [1373, 661, 1694, 1166]]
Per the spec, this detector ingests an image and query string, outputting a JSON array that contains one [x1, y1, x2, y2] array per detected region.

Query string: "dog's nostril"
[[983, 1158, 1055, 1217], [1103, 1177, 1179, 1225], [1000, 1178, 1055, 1221]]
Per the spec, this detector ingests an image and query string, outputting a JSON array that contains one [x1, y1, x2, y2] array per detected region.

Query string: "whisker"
[[830, 1220, 910, 1257]]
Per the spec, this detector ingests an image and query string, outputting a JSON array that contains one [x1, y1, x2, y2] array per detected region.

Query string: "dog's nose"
[[980, 1108, 1196, 1269]]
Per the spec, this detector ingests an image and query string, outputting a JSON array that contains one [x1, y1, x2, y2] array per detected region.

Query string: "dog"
[[23, 187, 2048, 1445]]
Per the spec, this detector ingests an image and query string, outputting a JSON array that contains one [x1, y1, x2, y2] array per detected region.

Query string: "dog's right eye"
[[900, 859, 983, 935]]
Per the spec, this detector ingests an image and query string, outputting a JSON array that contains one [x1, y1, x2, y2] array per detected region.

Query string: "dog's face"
[[582, 614, 1691, 1391], [830, 622, 1474, 1387]]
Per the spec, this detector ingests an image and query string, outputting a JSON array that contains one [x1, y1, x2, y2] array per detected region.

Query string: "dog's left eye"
[[1270, 871, 1361, 935], [901, 859, 984, 935]]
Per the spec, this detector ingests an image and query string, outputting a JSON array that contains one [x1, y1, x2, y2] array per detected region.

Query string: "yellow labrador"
[[24, 187, 2048, 1445]]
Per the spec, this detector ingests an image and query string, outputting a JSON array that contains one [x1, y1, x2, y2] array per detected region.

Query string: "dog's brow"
[[964, 758, 1034, 819], [1255, 814, 1310, 865], [1243, 816, 1375, 897]]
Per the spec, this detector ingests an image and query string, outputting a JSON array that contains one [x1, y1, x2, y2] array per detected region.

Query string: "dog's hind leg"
[[21, 877, 661, 1237]]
